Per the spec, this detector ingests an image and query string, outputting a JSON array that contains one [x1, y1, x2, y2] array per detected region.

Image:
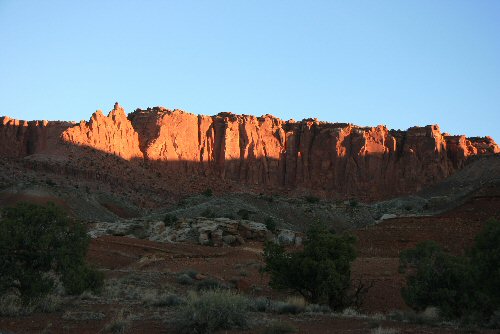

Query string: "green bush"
[[0, 203, 103, 301], [163, 214, 178, 225], [237, 209, 251, 220], [201, 208, 216, 218], [304, 196, 319, 204], [264, 217, 277, 232], [469, 219, 500, 314], [196, 278, 228, 291], [174, 290, 248, 333], [399, 241, 475, 319], [202, 188, 213, 197], [262, 222, 357, 310], [400, 219, 500, 324], [176, 274, 195, 285], [149, 293, 184, 307]]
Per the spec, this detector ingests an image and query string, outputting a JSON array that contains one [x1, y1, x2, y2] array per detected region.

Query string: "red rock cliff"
[[1, 104, 498, 200]]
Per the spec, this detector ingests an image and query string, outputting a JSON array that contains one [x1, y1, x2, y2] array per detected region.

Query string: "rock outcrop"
[[62, 103, 143, 160], [1, 104, 498, 201], [88, 217, 302, 247], [0, 116, 73, 158]]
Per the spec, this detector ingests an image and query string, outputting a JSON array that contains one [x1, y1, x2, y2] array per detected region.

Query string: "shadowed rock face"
[[1, 103, 498, 201]]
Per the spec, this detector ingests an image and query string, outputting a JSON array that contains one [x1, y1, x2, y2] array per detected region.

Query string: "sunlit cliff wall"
[[1, 103, 498, 200]]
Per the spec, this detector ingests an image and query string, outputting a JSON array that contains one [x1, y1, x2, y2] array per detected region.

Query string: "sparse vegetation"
[[273, 296, 306, 314], [202, 188, 213, 197], [176, 273, 195, 285], [201, 208, 216, 218], [0, 292, 62, 316], [262, 222, 357, 310], [264, 217, 277, 232], [163, 213, 178, 225], [196, 278, 228, 291], [45, 178, 56, 186], [145, 292, 184, 307], [237, 208, 251, 220], [104, 309, 130, 333], [304, 195, 319, 204], [250, 296, 272, 312], [174, 290, 248, 334], [0, 203, 103, 302]]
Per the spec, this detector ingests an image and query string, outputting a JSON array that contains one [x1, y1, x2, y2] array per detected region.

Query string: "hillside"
[[1, 103, 498, 211]]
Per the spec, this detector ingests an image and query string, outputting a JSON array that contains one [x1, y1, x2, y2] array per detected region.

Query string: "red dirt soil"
[[0, 197, 498, 333]]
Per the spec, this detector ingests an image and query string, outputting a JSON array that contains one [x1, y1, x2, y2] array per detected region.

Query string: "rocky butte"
[[1, 103, 498, 201]]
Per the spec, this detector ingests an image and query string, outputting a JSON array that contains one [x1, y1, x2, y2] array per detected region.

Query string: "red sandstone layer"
[[1, 103, 498, 200]]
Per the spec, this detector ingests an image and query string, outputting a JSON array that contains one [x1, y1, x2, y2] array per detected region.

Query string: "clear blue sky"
[[1, 1, 499, 139]]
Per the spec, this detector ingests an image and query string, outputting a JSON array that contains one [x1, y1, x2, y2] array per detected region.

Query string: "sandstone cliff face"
[[62, 103, 143, 160], [0, 116, 73, 158], [1, 104, 498, 201]]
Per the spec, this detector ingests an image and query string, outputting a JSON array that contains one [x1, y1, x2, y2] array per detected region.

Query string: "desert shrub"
[[0, 293, 35, 316], [143, 290, 184, 307], [237, 209, 251, 220], [399, 241, 474, 319], [488, 310, 500, 328], [469, 219, 500, 313], [305, 303, 331, 313], [62, 264, 104, 295], [250, 296, 271, 312], [36, 293, 63, 313], [176, 269, 198, 285], [273, 297, 305, 314], [261, 195, 274, 203], [202, 188, 213, 197], [45, 178, 56, 186], [104, 309, 130, 333], [196, 278, 228, 291], [152, 293, 184, 307], [0, 203, 103, 301], [174, 290, 248, 334], [400, 219, 500, 324], [201, 208, 216, 218], [264, 217, 277, 232], [180, 269, 199, 279], [262, 222, 357, 310], [304, 195, 319, 204], [163, 214, 178, 225], [176, 274, 195, 285], [0, 293, 62, 316]]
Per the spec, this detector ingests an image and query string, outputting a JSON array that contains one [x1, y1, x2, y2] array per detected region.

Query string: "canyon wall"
[[1, 103, 498, 200]]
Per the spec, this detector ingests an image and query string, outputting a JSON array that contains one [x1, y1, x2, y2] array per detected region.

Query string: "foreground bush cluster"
[[0, 203, 103, 302], [400, 218, 500, 325], [262, 222, 363, 310], [1, 202, 499, 331]]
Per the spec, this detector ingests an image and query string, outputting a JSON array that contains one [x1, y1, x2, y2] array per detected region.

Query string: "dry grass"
[[174, 290, 248, 334], [0, 293, 62, 316], [104, 309, 130, 333]]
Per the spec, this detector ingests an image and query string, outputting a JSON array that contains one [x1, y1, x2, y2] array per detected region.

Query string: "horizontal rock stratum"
[[1, 103, 498, 201]]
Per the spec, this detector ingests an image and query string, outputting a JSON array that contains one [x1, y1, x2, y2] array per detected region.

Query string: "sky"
[[0, 1, 499, 139]]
